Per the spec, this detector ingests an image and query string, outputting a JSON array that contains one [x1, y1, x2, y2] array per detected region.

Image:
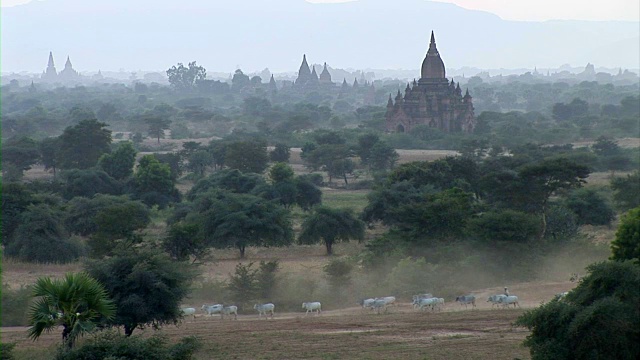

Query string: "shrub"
[[54, 332, 201, 360], [544, 205, 579, 241], [610, 207, 640, 263], [564, 188, 615, 226], [516, 261, 640, 360], [227, 262, 258, 308], [1, 283, 31, 326], [323, 257, 353, 288], [466, 209, 539, 242], [0, 343, 16, 360]]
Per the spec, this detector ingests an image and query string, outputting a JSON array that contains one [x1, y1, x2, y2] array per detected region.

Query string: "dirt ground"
[[2, 279, 576, 360]]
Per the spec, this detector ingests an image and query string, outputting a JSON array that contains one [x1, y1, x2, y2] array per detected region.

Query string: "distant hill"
[[2, 0, 638, 74]]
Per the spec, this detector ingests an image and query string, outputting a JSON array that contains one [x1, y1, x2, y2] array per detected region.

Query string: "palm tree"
[[298, 206, 365, 255], [27, 272, 115, 348]]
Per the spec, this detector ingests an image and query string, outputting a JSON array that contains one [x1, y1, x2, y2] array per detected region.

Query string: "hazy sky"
[[3, 0, 640, 21]]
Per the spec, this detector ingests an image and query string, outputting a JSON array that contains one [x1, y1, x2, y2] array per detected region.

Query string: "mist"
[[2, 0, 638, 74]]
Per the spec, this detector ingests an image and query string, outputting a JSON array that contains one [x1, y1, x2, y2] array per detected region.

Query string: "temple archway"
[[396, 124, 405, 133]]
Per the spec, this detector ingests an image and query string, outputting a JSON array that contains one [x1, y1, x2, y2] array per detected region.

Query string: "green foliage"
[[385, 257, 436, 296], [58, 120, 112, 170], [5, 205, 85, 263], [65, 195, 144, 236], [269, 143, 290, 163], [186, 150, 212, 177], [368, 141, 399, 173], [87, 201, 151, 258], [1, 136, 40, 180], [611, 171, 640, 211], [84, 248, 197, 336], [27, 272, 116, 348], [62, 169, 122, 200], [323, 258, 353, 288], [166, 61, 206, 90], [227, 262, 259, 304], [1, 283, 31, 326], [98, 141, 137, 180], [466, 209, 539, 242], [564, 188, 615, 226], [0, 342, 16, 360], [544, 205, 579, 241], [256, 260, 280, 300], [54, 332, 200, 360], [610, 207, 640, 263], [1, 182, 35, 243], [393, 188, 476, 240], [144, 116, 172, 143], [516, 261, 640, 360], [294, 176, 323, 211], [163, 223, 207, 262], [187, 169, 266, 199], [269, 162, 294, 183], [134, 155, 179, 207], [224, 140, 269, 174], [39, 137, 61, 176], [299, 206, 365, 255], [196, 191, 293, 258]]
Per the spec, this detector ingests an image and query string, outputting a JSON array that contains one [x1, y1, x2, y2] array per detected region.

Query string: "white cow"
[[221, 305, 238, 320], [360, 298, 375, 309], [370, 299, 388, 314], [254, 303, 275, 319], [487, 294, 508, 308], [379, 296, 396, 306], [415, 297, 438, 311], [498, 295, 520, 308], [180, 307, 196, 320], [201, 304, 223, 316], [302, 302, 322, 315], [455, 295, 477, 309]]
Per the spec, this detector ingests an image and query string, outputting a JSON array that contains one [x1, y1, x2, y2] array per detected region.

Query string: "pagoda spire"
[[387, 94, 393, 107], [48, 52, 55, 67], [65, 56, 73, 68]]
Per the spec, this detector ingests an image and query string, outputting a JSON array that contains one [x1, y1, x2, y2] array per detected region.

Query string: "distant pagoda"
[[385, 31, 475, 133], [41, 51, 58, 81]]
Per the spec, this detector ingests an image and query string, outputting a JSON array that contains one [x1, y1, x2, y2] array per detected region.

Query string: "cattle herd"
[[179, 287, 533, 321]]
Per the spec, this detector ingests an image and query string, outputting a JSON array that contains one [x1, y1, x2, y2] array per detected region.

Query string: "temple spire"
[[65, 56, 72, 68], [48, 52, 55, 67]]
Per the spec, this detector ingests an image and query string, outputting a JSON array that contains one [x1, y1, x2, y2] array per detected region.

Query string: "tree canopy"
[[299, 206, 364, 255]]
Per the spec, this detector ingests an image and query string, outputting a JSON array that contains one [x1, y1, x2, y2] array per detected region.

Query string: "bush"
[[516, 261, 640, 360], [564, 188, 615, 226], [466, 209, 539, 242], [323, 257, 353, 288], [544, 205, 579, 241], [227, 262, 258, 309], [1, 283, 31, 326], [610, 207, 640, 263], [54, 332, 201, 360], [0, 342, 16, 360]]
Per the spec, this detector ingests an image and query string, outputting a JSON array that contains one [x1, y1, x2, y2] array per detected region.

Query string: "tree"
[[368, 141, 399, 173], [134, 155, 179, 207], [294, 177, 322, 211], [227, 262, 258, 304], [515, 261, 640, 360], [518, 158, 590, 238], [58, 120, 112, 170], [39, 137, 61, 178], [186, 150, 212, 177], [231, 69, 250, 90], [224, 140, 269, 174], [356, 133, 380, 166], [85, 248, 197, 336], [298, 206, 365, 255], [166, 61, 206, 90], [6, 205, 85, 263], [1, 136, 40, 181], [198, 192, 294, 258], [1, 183, 34, 243], [144, 116, 171, 144], [270, 143, 290, 163], [564, 188, 615, 226], [610, 207, 640, 263], [256, 261, 279, 300], [62, 170, 122, 200], [88, 201, 151, 258], [611, 171, 640, 211], [27, 272, 115, 348], [163, 222, 207, 262], [269, 162, 294, 183], [466, 209, 540, 243], [98, 141, 137, 180]]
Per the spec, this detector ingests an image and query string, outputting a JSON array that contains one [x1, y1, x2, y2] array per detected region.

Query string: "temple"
[[385, 31, 475, 133], [41, 52, 80, 83]]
